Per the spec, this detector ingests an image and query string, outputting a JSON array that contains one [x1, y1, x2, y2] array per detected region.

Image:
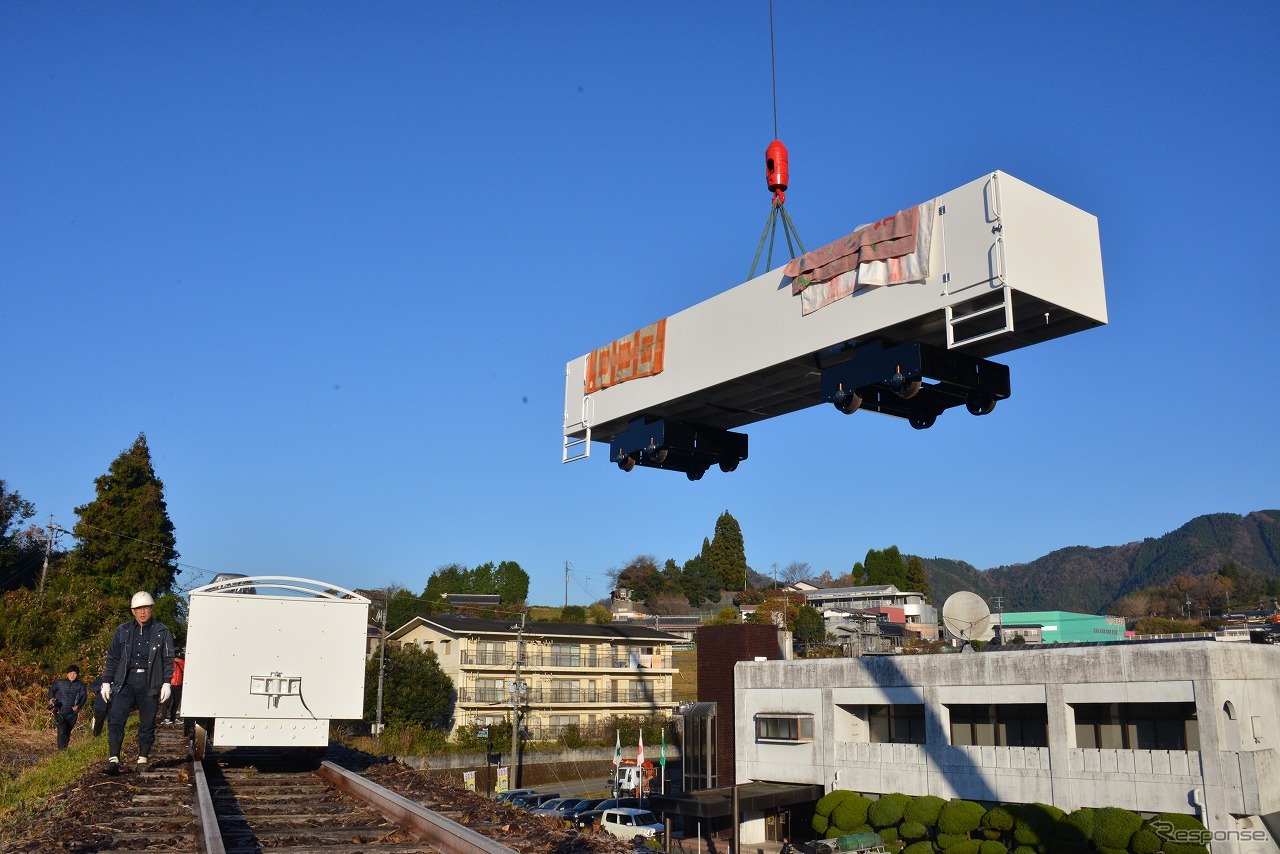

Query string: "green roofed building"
[[995, 610, 1126, 644]]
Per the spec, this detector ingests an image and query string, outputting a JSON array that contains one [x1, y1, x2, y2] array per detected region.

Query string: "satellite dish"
[[942, 591, 994, 646]]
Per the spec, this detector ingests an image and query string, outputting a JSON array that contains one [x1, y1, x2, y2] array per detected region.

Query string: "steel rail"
[[191, 758, 227, 854], [317, 760, 519, 854]]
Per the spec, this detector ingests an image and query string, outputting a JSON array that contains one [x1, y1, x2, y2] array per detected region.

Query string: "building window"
[[1073, 703, 1199, 751], [550, 643, 580, 667], [869, 704, 927, 744], [472, 678, 505, 703], [549, 679, 580, 702], [756, 713, 815, 743], [440, 640, 450, 656], [475, 640, 505, 665], [948, 704, 1047, 747]]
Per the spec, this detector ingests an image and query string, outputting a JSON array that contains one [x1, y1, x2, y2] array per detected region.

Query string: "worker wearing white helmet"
[[99, 590, 175, 775]]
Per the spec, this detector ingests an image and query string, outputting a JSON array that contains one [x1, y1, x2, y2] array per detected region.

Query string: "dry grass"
[[671, 649, 697, 702], [0, 663, 54, 783]]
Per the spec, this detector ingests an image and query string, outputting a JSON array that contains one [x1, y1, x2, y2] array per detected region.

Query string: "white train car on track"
[[181, 576, 370, 758]]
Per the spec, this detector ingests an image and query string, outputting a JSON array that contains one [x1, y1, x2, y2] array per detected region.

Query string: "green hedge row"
[[810, 791, 1209, 854]]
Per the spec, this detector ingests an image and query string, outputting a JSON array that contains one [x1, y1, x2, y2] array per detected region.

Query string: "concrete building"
[[735, 640, 1280, 852], [386, 614, 682, 739]]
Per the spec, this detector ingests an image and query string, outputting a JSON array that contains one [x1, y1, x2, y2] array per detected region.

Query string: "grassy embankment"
[[0, 675, 121, 834]]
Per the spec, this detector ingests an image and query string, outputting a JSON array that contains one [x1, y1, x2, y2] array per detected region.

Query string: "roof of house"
[[805, 585, 902, 597], [388, 613, 684, 643]]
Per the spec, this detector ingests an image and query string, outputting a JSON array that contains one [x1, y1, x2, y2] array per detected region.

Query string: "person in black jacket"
[[47, 664, 87, 749], [99, 591, 175, 775]]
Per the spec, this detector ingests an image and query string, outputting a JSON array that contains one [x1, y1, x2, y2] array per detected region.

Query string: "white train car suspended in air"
[[181, 575, 370, 759], [563, 171, 1106, 479]]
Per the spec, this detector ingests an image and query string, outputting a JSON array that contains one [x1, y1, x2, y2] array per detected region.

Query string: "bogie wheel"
[[834, 391, 862, 415], [965, 392, 997, 416], [617, 454, 636, 472], [193, 723, 207, 760], [686, 468, 706, 481], [719, 458, 740, 473], [908, 412, 937, 430], [648, 448, 669, 464], [894, 378, 922, 400]]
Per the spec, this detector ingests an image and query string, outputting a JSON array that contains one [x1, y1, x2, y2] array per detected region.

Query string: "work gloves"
[[159, 683, 171, 703], [100, 683, 112, 703]]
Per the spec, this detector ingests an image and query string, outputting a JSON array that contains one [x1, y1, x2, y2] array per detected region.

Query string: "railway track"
[[95, 726, 517, 853]]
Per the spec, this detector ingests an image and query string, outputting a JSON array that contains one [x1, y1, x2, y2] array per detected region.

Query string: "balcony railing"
[[457, 687, 507, 703], [459, 650, 670, 670], [460, 651, 512, 666]]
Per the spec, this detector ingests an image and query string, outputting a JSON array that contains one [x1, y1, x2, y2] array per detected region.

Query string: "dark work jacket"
[[102, 619, 175, 695], [48, 677, 87, 718]]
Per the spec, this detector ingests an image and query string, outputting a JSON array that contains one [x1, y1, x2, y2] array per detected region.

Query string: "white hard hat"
[[131, 591, 155, 609]]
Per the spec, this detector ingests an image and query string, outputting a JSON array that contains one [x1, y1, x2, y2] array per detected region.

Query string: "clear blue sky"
[[5, 3, 1277, 607]]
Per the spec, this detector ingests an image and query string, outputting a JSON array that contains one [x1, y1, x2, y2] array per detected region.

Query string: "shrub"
[[978, 843, 1008, 854], [815, 789, 853, 817], [1011, 822, 1042, 847], [1093, 807, 1142, 850], [1146, 813, 1210, 854], [905, 795, 947, 827], [825, 826, 843, 839], [938, 833, 974, 849], [938, 800, 987, 835], [1097, 847, 1127, 854], [982, 829, 1002, 841], [880, 827, 900, 844], [1128, 827, 1161, 854], [868, 793, 911, 828], [945, 843, 981, 854], [982, 806, 1015, 832], [812, 813, 829, 835], [904, 843, 935, 854], [1063, 808, 1095, 842], [899, 821, 928, 840], [830, 795, 872, 831], [1011, 847, 1039, 854]]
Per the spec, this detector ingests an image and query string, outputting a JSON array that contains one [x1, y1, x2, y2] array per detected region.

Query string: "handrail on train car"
[[191, 575, 371, 602]]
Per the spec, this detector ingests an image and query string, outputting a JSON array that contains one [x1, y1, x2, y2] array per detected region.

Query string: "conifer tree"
[[65, 434, 179, 598], [905, 555, 931, 599], [708, 511, 747, 591], [681, 538, 721, 607]]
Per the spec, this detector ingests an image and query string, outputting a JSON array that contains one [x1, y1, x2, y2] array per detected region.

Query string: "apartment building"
[[735, 640, 1280, 852], [386, 614, 682, 739]]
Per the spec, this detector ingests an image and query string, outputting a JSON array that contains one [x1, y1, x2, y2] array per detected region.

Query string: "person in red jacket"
[[161, 649, 185, 724]]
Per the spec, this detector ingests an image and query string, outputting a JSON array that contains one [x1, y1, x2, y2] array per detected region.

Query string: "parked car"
[[562, 798, 607, 825], [572, 797, 645, 828], [495, 788, 535, 803], [532, 797, 585, 817], [598, 807, 665, 841], [511, 792, 561, 809]]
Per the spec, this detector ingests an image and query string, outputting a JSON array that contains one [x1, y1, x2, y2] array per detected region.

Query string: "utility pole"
[[38, 516, 55, 596], [510, 612, 527, 787], [375, 587, 389, 736], [564, 561, 570, 609]]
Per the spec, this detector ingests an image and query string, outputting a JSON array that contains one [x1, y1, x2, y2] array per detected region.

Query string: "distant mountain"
[[918, 510, 1280, 614]]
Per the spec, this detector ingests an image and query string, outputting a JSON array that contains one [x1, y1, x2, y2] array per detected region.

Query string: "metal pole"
[[38, 516, 54, 596], [564, 561, 570, 610], [511, 612, 526, 787], [375, 588, 388, 735]]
